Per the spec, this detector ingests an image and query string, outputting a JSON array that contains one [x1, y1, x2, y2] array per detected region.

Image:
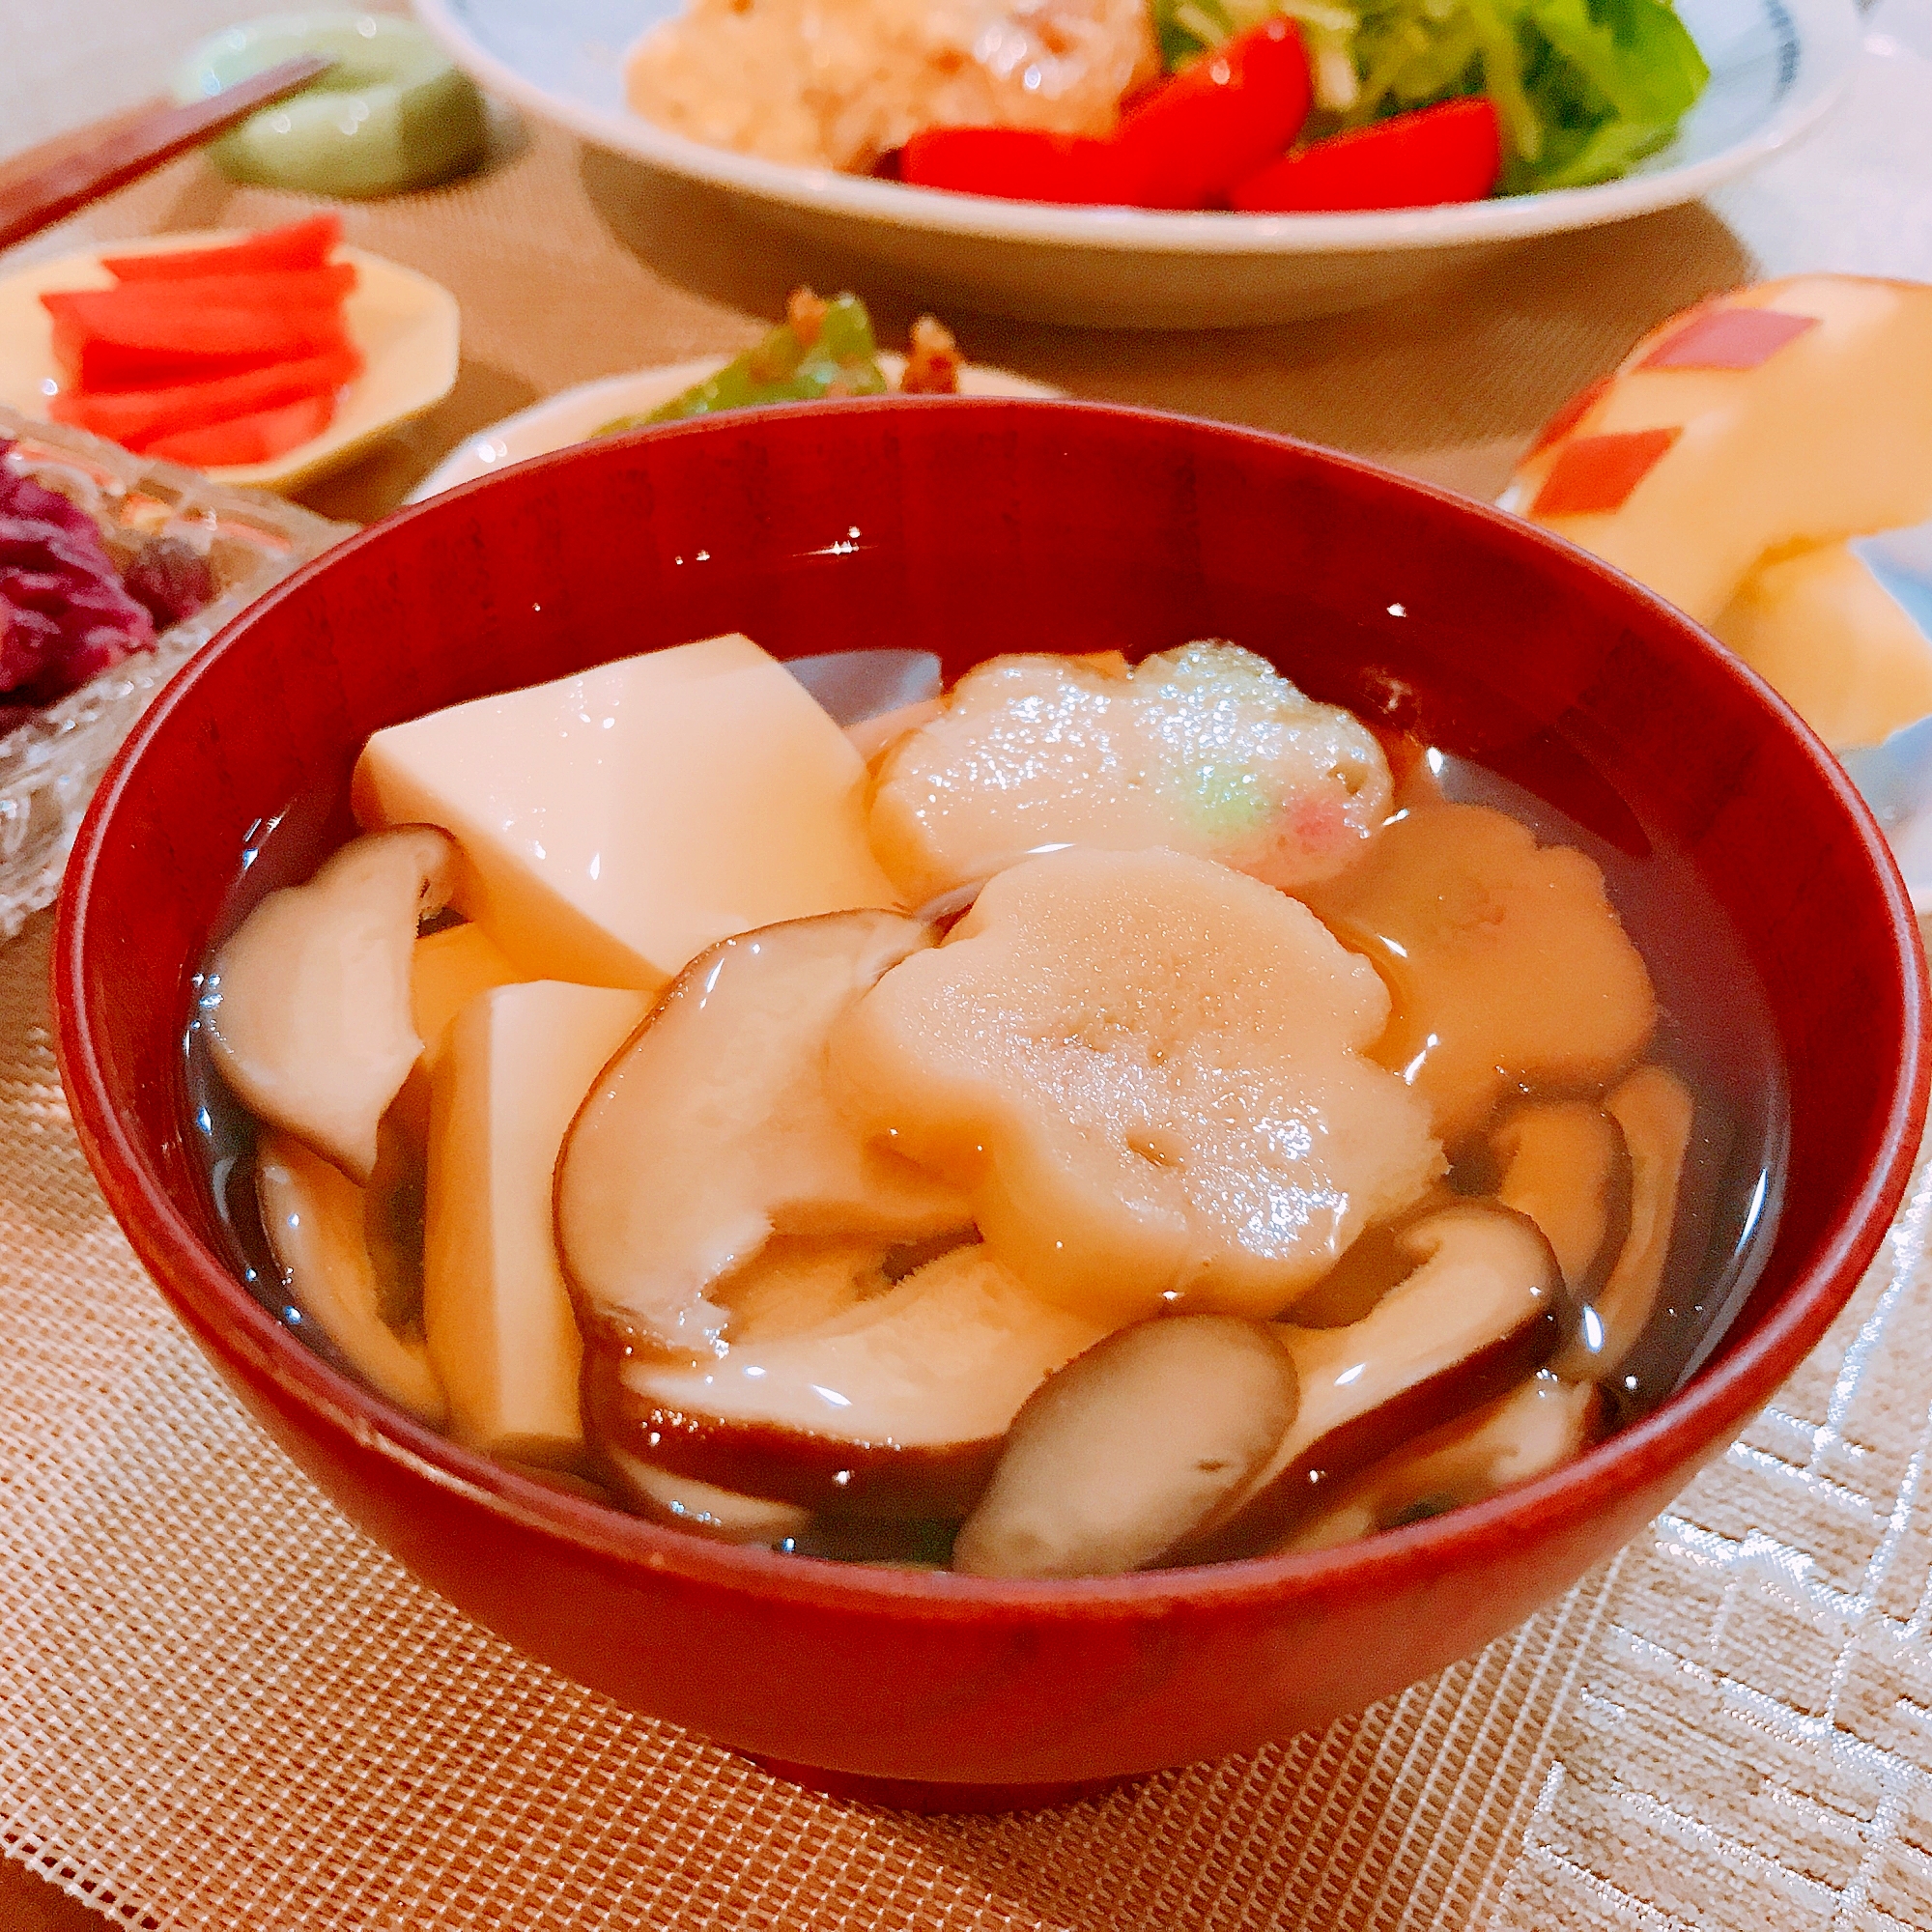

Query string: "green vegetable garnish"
[[1157, 0, 1356, 68], [598, 291, 889, 435], [1151, 0, 1707, 193]]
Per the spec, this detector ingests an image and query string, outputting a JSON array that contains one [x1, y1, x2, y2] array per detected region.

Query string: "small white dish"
[[0, 234, 461, 494], [408, 354, 1060, 498], [414, 0, 1861, 327], [0, 411, 349, 942]]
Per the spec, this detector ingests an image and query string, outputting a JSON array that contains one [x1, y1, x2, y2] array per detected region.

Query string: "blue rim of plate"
[[1835, 524, 1932, 913]]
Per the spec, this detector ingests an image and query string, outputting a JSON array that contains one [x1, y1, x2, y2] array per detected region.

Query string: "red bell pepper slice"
[[49, 345, 364, 452], [50, 313, 355, 392], [1113, 17, 1314, 209], [50, 313, 353, 391], [43, 264, 357, 337], [144, 393, 337, 469], [44, 270, 358, 388], [899, 17, 1312, 209], [1231, 98, 1502, 213], [100, 214, 345, 282], [898, 128, 1133, 205]]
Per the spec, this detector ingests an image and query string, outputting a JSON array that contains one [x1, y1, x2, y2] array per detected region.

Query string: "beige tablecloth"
[[6, 3, 1932, 1926]]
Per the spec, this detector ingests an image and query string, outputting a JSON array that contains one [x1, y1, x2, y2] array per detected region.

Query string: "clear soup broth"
[[182, 643, 1787, 1573]]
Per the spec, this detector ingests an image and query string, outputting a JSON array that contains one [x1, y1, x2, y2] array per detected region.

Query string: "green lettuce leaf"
[[1518, 0, 1708, 123], [1504, 112, 1674, 188], [1148, 0, 1705, 194]]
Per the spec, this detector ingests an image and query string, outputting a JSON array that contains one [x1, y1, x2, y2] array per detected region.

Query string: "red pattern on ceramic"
[[1530, 426, 1681, 518], [1638, 306, 1819, 372], [1525, 375, 1610, 458], [52, 401, 1927, 1807]]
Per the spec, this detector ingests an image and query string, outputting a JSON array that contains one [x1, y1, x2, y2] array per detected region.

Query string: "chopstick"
[[0, 56, 336, 255]]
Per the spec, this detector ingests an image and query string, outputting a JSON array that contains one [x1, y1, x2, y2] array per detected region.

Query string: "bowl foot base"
[[740, 1754, 1142, 1814]]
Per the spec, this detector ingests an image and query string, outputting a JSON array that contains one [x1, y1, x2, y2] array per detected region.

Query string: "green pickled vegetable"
[[1150, 0, 1706, 194], [598, 293, 889, 435]]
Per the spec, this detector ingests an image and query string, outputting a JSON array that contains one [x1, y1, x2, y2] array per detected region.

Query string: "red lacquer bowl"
[[54, 402, 1928, 1809]]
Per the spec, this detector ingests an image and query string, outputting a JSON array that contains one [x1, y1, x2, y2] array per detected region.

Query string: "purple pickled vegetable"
[[123, 535, 216, 628], [0, 438, 156, 708]]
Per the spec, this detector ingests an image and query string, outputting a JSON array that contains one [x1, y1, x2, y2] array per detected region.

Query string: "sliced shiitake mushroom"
[[1556, 1065, 1695, 1380], [362, 1065, 431, 1334], [1175, 1202, 1565, 1561], [255, 1128, 446, 1425], [1288, 1183, 1460, 1328], [952, 1316, 1299, 1578], [207, 826, 458, 1183], [555, 907, 970, 1356], [1300, 802, 1657, 1146], [602, 1243, 1103, 1520], [717, 1234, 887, 1347], [604, 1442, 814, 1548], [1279, 1372, 1603, 1552], [848, 696, 946, 769], [1493, 1100, 1629, 1298], [719, 1229, 977, 1346]]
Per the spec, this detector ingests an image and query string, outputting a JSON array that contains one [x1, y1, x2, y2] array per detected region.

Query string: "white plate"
[[0, 235, 461, 494], [408, 354, 1061, 498], [415, 0, 1861, 327]]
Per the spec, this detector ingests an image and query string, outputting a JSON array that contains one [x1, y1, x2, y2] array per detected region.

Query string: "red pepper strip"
[[49, 344, 364, 452], [43, 265, 357, 327], [101, 213, 345, 282], [1112, 17, 1314, 209], [50, 310, 353, 390], [1230, 98, 1502, 213], [898, 16, 1311, 210], [899, 128, 1135, 205], [43, 269, 358, 379], [144, 392, 337, 468]]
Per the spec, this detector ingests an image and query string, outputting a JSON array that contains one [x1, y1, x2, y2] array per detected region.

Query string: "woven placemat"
[[8, 905, 1932, 1932]]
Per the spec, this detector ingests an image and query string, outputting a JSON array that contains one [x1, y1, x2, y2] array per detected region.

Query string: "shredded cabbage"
[[1152, 0, 1708, 190]]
